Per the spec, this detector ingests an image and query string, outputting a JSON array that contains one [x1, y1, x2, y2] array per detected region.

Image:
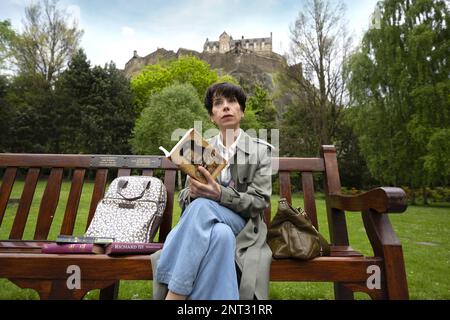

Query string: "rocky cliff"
[[123, 47, 288, 92]]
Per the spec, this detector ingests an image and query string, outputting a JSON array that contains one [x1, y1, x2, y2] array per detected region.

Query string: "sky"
[[0, 0, 380, 69]]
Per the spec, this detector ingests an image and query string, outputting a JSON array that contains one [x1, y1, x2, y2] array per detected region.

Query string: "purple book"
[[42, 243, 104, 254], [105, 242, 163, 255]]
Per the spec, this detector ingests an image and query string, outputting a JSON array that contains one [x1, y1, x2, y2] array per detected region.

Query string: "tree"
[[131, 55, 236, 112], [4, 73, 57, 153], [11, 0, 83, 83], [82, 62, 136, 154], [131, 83, 214, 155], [0, 75, 13, 151], [245, 84, 277, 130], [0, 20, 16, 71], [334, 107, 378, 189], [54, 51, 136, 154], [347, 0, 450, 194], [279, 0, 352, 156], [54, 49, 93, 153], [424, 129, 450, 186]]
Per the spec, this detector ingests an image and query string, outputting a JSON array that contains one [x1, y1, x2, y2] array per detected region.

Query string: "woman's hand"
[[189, 166, 222, 201]]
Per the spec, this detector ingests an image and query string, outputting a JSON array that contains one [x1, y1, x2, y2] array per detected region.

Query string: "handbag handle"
[[279, 198, 309, 219], [117, 179, 151, 201]]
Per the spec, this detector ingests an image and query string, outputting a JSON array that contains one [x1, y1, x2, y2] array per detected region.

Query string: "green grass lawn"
[[0, 180, 449, 300]]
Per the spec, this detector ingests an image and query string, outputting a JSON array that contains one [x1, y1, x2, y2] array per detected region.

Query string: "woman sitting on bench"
[[150, 82, 274, 300]]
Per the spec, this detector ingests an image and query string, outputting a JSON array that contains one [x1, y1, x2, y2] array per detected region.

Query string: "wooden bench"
[[0, 145, 409, 300]]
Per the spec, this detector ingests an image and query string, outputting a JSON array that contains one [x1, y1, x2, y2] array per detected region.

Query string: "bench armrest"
[[328, 187, 407, 213]]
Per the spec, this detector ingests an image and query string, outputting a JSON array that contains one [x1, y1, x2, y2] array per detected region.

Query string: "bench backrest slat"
[[86, 169, 108, 231], [263, 203, 271, 225], [9, 168, 40, 239], [118, 169, 132, 177], [277, 158, 325, 172], [159, 169, 176, 242], [301, 172, 318, 230], [0, 167, 17, 226], [34, 168, 63, 240], [142, 169, 153, 176], [60, 169, 85, 236], [279, 171, 292, 204]]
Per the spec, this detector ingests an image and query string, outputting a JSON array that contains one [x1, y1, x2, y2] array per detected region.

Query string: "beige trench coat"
[[150, 129, 273, 300]]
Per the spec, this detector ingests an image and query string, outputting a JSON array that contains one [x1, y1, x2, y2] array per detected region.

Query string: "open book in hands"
[[159, 128, 227, 184]]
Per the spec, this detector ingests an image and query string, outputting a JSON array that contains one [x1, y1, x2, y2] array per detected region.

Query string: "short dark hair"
[[204, 82, 246, 115]]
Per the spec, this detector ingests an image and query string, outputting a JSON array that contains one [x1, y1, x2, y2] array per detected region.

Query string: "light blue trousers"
[[155, 197, 246, 299]]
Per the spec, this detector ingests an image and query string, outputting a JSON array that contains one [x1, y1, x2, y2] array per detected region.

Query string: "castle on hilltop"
[[125, 31, 284, 80], [203, 31, 273, 55]]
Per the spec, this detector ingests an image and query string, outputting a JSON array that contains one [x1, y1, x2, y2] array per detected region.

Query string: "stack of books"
[[41, 235, 163, 255]]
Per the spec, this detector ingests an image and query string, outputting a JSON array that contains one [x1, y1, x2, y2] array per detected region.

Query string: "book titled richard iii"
[[105, 242, 163, 255], [159, 128, 227, 184]]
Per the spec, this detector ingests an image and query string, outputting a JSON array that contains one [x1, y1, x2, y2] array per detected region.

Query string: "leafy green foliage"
[[1, 49, 135, 154], [54, 49, 93, 153], [245, 84, 277, 130], [0, 76, 13, 151], [130, 83, 214, 155], [347, 0, 450, 188], [0, 20, 16, 70], [334, 108, 378, 188], [3, 73, 58, 152], [131, 56, 231, 112], [55, 50, 136, 154], [423, 129, 450, 185]]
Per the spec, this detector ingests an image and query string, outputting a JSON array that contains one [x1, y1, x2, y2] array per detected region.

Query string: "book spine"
[[106, 243, 163, 255], [42, 243, 97, 254], [56, 236, 115, 244], [56, 236, 97, 244]]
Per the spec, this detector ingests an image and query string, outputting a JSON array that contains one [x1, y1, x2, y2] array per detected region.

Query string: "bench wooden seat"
[[0, 251, 382, 299], [0, 146, 409, 300]]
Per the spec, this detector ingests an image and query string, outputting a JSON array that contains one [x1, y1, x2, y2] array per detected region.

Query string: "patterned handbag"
[[85, 176, 167, 243]]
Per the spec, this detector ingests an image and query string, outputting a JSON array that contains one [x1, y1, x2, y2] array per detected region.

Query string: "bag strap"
[[117, 179, 151, 201]]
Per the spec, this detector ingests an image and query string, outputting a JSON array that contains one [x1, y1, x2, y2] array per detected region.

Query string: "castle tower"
[[203, 31, 273, 55], [218, 31, 231, 53]]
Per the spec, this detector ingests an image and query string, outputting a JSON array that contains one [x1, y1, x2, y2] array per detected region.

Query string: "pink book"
[[42, 243, 104, 254], [105, 242, 163, 255]]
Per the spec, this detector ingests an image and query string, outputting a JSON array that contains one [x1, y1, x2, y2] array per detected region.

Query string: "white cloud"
[[66, 4, 81, 25], [121, 26, 135, 37]]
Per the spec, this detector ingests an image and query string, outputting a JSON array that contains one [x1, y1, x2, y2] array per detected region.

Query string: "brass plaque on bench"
[[90, 156, 162, 168], [125, 157, 161, 168], [90, 156, 125, 168]]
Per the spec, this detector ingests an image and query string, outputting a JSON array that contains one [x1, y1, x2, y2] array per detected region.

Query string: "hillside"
[[123, 47, 288, 92]]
